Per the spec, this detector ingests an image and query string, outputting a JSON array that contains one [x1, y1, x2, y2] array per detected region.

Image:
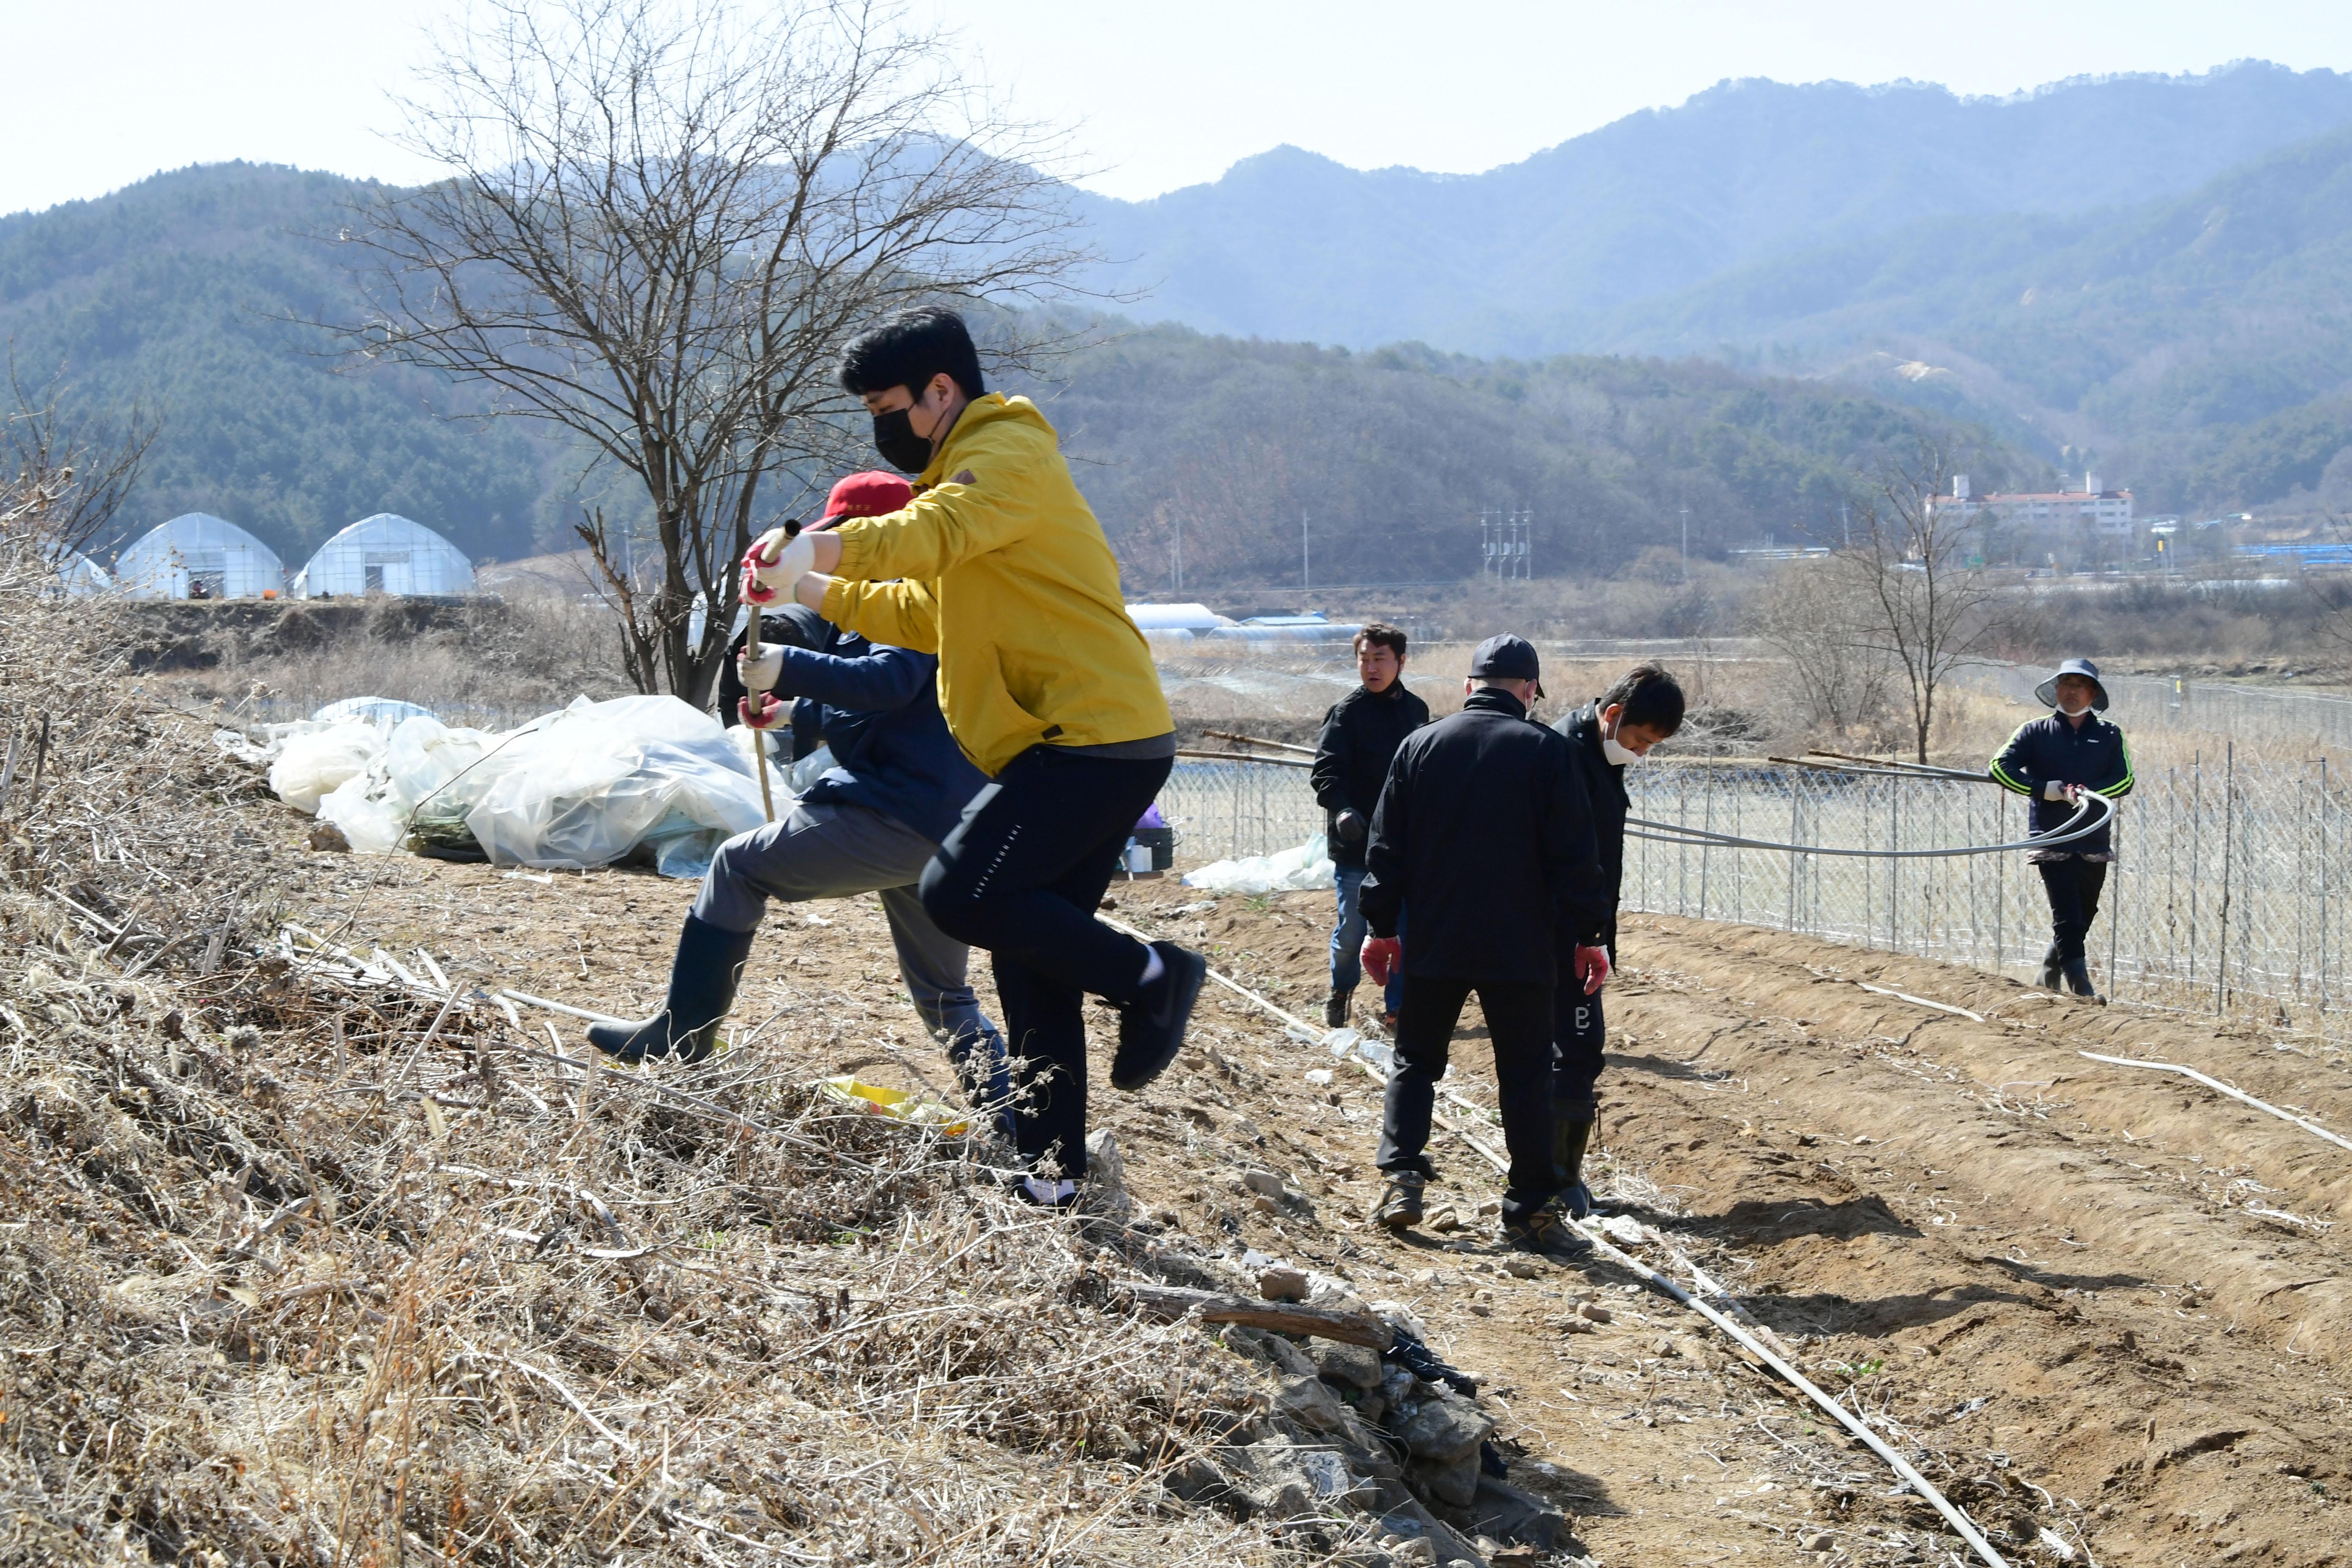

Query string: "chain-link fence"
[[1159, 760, 1324, 861], [1160, 749, 2352, 1039]]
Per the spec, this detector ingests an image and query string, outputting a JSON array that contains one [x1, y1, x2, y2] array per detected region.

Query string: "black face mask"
[[870, 405, 933, 474]]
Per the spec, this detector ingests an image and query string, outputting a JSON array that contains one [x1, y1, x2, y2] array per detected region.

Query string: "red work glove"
[[738, 691, 789, 731], [1361, 936, 1402, 987], [1574, 944, 1612, 995], [742, 561, 779, 607]]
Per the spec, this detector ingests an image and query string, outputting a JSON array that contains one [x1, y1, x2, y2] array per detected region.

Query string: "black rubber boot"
[[1324, 987, 1354, 1029], [585, 915, 756, 1065], [1552, 1109, 1596, 1220], [2036, 942, 2063, 991], [1112, 942, 1208, 1091], [2062, 958, 2104, 1003]]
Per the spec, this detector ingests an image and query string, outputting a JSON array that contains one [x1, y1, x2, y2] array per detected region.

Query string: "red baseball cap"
[[817, 471, 914, 527]]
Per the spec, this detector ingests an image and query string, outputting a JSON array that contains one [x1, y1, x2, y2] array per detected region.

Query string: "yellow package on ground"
[[814, 1075, 971, 1136]]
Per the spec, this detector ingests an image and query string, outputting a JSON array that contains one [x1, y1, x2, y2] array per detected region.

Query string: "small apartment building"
[[1933, 474, 2136, 542]]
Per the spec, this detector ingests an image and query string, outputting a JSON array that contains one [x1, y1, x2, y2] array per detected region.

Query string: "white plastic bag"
[[269, 724, 386, 813], [1182, 834, 1333, 894], [464, 696, 774, 871]]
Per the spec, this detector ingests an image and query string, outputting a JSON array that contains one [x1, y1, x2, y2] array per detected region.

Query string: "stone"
[[1242, 1168, 1286, 1198], [1259, 1265, 1311, 1302], [1083, 1129, 1130, 1219], [1390, 1539, 1437, 1567], [1501, 1255, 1544, 1279], [308, 821, 352, 852], [1275, 1374, 1352, 1434], [1222, 1440, 1371, 1520], [1410, 1447, 1484, 1507], [1230, 1325, 1316, 1377], [1578, 1302, 1612, 1324], [1798, 1531, 1833, 1552], [1315, 1339, 1385, 1390], [1462, 1475, 1569, 1551], [1395, 1389, 1496, 1462]]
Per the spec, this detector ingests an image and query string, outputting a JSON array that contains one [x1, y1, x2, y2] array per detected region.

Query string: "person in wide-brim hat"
[[2033, 657, 2110, 712], [1992, 656, 2134, 1001]]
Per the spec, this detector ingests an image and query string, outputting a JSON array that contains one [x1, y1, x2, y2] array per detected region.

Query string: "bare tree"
[[1749, 559, 1894, 742], [1829, 439, 2005, 762], [342, 0, 1090, 703], [3, 358, 153, 564]]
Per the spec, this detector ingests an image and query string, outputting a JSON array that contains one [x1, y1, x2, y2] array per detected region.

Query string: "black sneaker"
[[1504, 1203, 1594, 1260], [1324, 988, 1353, 1029], [1111, 942, 1207, 1090], [1015, 1176, 1078, 1210], [1374, 1173, 1426, 1230]]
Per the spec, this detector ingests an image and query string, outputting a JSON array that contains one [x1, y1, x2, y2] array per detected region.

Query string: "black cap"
[[1469, 634, 1544, 700], [1469, 634, 1541, 682]]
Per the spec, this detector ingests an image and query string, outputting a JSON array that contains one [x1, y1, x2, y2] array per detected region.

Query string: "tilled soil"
[[281, 836, 2352, 1567]]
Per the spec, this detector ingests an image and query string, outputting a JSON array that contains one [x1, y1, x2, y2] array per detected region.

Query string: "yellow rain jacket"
[[820, 394, 1173, 777]]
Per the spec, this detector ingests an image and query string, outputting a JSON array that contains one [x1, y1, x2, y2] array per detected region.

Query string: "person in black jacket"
[[1549, 663, 1684, 1215], [1990, 657, 2134, 1001], [1359, 635, 1613, 1259], [1310, 622, 1431, 1029]]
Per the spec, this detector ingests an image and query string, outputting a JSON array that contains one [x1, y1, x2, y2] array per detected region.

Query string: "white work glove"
[[742, 527, 815, 605], [2042, 780, 2073, 802], [738, 639, 783, 694]]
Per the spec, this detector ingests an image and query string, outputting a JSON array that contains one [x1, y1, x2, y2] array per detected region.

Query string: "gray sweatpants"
[[692, 801, 991, 1050]]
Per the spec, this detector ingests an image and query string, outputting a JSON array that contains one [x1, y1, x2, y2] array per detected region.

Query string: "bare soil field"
[[219, 804, 2352, 1567]]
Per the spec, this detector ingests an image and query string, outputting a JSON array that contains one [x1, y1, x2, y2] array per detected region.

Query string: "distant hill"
[[1069, 63, 2352, 357], [0, 164, 2027, 583], [1601, 122, 2352, 513], [0, 163, 559, 567]]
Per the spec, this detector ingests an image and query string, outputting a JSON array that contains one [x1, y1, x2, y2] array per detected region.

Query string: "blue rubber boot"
[[586, 915, 756, 1066]]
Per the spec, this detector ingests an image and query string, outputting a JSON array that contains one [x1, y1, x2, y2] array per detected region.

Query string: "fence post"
[[2217, 742, 2234, 1016], [1786, 774, 1799, 934], [2324, 757, 2333, 1023]]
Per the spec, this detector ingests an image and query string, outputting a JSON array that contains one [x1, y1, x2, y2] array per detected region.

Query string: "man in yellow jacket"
[[746, 307, 1207, 1207]]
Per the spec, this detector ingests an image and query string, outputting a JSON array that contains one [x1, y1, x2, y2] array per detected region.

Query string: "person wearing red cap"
[[587, 471, 1013, 1130]]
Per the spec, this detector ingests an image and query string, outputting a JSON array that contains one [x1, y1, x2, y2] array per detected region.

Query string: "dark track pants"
[[1552, 983, 1606, 1119], [1375, 976, 1559, 1222], [2036, 858, 2109, 965], [920, 744, 1172, 1178]]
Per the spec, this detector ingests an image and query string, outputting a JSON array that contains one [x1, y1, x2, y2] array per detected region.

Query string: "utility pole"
[[1840, 502, 1851, 550], [1173, 514, 1183, 595], [1680, 506, 1690, 578]]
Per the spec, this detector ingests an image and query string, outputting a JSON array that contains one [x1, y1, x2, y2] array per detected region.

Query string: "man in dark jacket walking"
[[1360, 635, 1613, 1258], [1991, 658, 2134, 1001], [1550, 663, 1684, 1215], [1311, 622, 1429, 1029]]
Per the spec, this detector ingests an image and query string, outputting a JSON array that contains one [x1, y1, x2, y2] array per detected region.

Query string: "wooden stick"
[[1115, 1281, 1392, 1350], [1200, 727, 1316, 756]]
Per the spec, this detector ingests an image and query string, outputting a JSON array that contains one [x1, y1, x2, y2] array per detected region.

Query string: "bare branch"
[[327, 0, 1094, 702]]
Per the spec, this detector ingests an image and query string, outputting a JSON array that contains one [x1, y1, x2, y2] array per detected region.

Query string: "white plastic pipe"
[[2079, 1051, 2352, 1154]]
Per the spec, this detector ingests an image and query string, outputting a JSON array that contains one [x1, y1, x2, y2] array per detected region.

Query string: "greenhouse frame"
[[290, 514, 476, 598], [114, 514, 285, 600]]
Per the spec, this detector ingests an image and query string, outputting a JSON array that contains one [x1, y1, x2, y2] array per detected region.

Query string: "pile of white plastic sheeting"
[[1180, 834, 1333, 894], [252, 695, 789, 877]]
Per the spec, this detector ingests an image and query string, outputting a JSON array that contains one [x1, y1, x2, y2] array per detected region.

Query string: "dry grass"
[[0, 486, 1314, 1565]]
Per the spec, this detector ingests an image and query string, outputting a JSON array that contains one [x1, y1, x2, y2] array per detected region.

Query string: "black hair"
[[838, 306, 986, 401], [1354, 621, 1408, 660], [1598, 662, 1685, 735]]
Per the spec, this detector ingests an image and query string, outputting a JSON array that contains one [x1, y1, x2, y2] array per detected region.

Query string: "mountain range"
[[5, 58, 2348, 579], [1069, 61, 2352, 514]]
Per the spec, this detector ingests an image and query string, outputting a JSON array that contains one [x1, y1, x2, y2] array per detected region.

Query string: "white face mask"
[[2056, 700, 2093, 719], [1600, 713, 1641, 767]]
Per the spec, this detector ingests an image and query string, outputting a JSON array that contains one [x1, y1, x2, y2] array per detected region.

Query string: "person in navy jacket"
[[586, 476, 1010, 1128], [1990, 658, 2134, 1001]]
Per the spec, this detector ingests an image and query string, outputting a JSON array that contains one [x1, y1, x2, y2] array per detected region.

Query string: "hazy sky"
[[7, 0, 2352, 215]]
